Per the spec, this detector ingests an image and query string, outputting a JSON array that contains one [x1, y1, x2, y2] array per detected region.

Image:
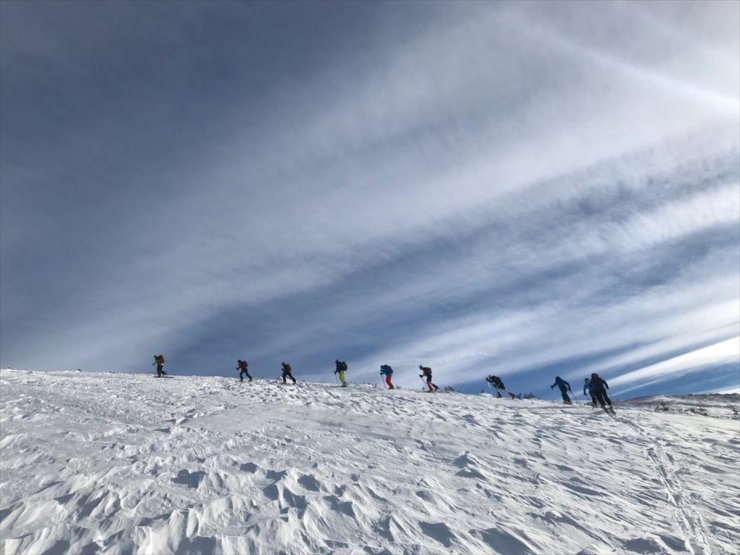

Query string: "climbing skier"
[[551, 376, 572, 404], [334, 359, 348, 387], [281, 362, 297, 384], [152, 354, 167, 377], [583, 377, 597, 408], [485, 375, 516, 399], [379, 364, 395, 389], [589, 373, 614, 413], [237, 360, 253, 383], [419, 365, 439, 392]]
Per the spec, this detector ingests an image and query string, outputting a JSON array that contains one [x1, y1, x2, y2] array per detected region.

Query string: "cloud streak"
[[1, 1, 738, 398]]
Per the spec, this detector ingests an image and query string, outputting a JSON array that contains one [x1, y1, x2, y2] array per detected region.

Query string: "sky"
[[1, 1, 738, 399]]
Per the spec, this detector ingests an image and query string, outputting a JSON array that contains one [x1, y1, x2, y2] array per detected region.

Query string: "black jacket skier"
[[419, 365, 439, 392], [281, 362, 297, 384], [335, 359, 348, 387], [486, 375, 516, 399], [237, 360, 252, 383], [589, 373, 613, 411]]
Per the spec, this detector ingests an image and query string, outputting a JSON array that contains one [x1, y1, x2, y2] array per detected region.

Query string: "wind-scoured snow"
[[0, 370, 738, 555]]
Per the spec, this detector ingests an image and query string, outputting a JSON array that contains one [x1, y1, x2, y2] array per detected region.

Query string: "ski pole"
[[419, 375, 427, 391]]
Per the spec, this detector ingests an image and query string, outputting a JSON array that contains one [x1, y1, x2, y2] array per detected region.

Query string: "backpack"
[[238, 360, 248, 370], [380, 365, 392, 374], [340, 361, 348, 372], [155, 355, 165, 364]]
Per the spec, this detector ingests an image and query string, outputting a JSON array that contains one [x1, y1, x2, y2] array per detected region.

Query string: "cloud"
[[611, 338, 739, 395], [1, 2, 738, 397]]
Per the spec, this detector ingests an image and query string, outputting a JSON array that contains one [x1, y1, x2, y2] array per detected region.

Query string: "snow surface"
[[1, 370, 738, 555]]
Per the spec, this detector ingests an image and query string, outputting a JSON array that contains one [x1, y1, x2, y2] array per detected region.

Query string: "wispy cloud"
[[1, 1, 738, 397], [612, 338, 739, 395]]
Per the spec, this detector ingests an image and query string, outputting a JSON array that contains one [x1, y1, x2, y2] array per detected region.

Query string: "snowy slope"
[[0, 370, 738, 555]]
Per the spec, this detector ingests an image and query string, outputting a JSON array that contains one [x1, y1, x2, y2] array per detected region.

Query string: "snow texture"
[[1, 370, 738, 555]]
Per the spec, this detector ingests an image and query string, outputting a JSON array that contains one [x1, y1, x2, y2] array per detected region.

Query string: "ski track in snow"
[[0, 370, 738, 555]]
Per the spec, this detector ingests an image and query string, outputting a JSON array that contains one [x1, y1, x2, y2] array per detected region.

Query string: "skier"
[[281, 361, 297, 384], [379, 364, 395, 389], [583, 377, 597, 408], [152, 354, 167, 377], [589, 373, 614, 413], [237, 360, 253, 383], [550, 376, 572, 404], [334, 359, 348, 387], [419, 365, 439, 392], [485, 375, 516, 399]]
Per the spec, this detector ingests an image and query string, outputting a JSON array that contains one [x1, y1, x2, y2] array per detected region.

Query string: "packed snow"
[[1, 369, 738, 555]]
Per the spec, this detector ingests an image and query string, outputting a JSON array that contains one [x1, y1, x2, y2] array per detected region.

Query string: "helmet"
[[419, 365, 423, 369]]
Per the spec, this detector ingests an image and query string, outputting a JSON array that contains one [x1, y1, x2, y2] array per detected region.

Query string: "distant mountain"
[[621, 393, 739, 420]]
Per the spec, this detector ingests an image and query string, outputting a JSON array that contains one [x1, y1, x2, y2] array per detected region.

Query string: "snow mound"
[[1, 370, 738, 554]]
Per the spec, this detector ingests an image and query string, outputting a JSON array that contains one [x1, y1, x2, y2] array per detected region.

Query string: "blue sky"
[[1, 1, 738, 399]]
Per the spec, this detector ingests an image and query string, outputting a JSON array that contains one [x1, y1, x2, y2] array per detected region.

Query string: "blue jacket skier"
[[551, 376, 572, 404], [583, 378, 597, 407], [380, 365, 394, 389]]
